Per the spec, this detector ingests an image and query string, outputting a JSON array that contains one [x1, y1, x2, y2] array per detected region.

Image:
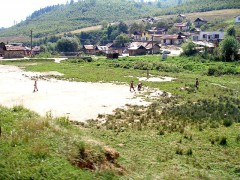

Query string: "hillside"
[[0, 0, 239, 42]]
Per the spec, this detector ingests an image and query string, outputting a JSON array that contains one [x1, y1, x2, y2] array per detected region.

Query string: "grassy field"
[[0, 55, 240, 179]]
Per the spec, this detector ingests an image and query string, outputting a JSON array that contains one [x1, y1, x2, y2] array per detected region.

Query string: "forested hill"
[[0, 0, 239, 39]]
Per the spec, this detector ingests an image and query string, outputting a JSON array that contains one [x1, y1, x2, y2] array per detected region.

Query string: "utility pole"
[[30, 30, 33, 56], [151, 35, 154, 55]]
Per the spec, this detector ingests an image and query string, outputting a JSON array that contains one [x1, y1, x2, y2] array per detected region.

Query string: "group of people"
[[130, 81, 143, 92], [130, 78, 199, 92]]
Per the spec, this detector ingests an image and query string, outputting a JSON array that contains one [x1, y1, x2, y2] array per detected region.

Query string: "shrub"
[[223, 119, 233, 127], [219, 136, 227, 146], [186, 148, 193, 156], [236, 134, 240, 143], [176, 146, 183, 155], [158, 129, 165, 136]]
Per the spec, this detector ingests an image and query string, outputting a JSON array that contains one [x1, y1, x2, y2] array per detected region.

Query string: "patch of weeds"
[[57, 116, 70, 127], [176, 146, 183, 155], [210, 121, 220, 128], [158, 129, 165, 136], [223, 119, 233, 127], [186, 148, 193, 156], [236, 134, 240, 143], [219, 136, 227, 146]]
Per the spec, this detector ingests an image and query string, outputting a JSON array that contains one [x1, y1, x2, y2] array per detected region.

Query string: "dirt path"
[[0, 65, 148, 122]]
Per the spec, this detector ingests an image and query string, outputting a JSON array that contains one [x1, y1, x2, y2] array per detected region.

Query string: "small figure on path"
[[137, 82, 143, 91], [33, 79, 38, 92], [130, 81, 135, 92], [195, 78, 199, 90]]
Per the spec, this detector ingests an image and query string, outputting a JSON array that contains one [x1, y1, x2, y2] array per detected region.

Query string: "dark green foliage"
[[219, 36, 239, 61], [219, 136, 227, 145], [176, 146, 183, 155], [223, 119, 233, 127], [186, 148, 193, 156], [207, 65, 239, 76], [56, 37, 80, 52], [236, 134, 240, 143], [227, 26, 236, 37], [162, 96, 240, 124], [181, 41, 197, 56]]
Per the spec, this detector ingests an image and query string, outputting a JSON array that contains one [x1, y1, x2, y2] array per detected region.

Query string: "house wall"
[[175, 26, 188, 31], [4, 50, 25, 58], [198, 31, 225, 41], [235, 16, 240, 23], [129, 48, 146, 56], [152, 36, 162, 42], [141, 32, 151, 41]]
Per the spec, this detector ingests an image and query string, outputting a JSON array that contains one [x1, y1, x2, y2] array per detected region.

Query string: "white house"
[[235, 16, 240, 23], [152, 34, 185, 45], [192, 31, 224, 42]]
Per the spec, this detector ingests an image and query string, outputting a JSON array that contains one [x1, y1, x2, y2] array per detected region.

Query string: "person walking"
[[130, 81, 135, 92], [137, 82, 142, 91], [33, 79, 38, 92], [195, 78, 199, 90]]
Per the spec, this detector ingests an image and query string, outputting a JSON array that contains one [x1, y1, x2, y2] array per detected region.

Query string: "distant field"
[[156, 9, 240, 22], [58, 25, 103, 36]]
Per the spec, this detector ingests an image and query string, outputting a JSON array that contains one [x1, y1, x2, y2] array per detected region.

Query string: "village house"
[[152, 34, 185, 45], [128, 42, 160, 56], [4, 45, 26, 58], [95, 45, 109, 55], [32, 46, 41, 55], [192, 41, 215, 53], [106, 43, 127, 55], [235, 15, 240, 23], [174, 22, 189, 31], [192, 31, 225, 42], [141, 31, 151, 41], [83, 45, 95, 55], [0, 42, 6, 57], [194, 18, 208, 27], [0, 42, 29, 58], [132, 31, 142, 41], [148, 27, 168, 35]]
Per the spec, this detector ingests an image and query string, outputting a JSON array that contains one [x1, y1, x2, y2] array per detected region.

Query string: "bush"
[[181, 41, 197, 56], [236, 134, 240, 143], [186, 148, 193, 156], [219, 136, 227, 146], [176, 147, 183, 155], [223, 119, 233, 127]]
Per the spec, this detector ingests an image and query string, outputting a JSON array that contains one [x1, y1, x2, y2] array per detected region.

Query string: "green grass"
[[0, 55, 240, 179], [0, 106, 121, 179]]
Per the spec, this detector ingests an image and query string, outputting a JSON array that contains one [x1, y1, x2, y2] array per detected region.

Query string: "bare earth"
[[0, 65, 148, 122]]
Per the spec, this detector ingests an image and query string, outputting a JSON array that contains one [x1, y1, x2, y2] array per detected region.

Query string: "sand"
[[0, 65, 149, 122]]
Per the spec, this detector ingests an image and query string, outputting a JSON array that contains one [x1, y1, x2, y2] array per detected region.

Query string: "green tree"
[[181, 41, 197, 56], [129, 22, 145, 34], [56, 37, 80, 52], [219, 36, 239, 61], [114, 33, 130, 47], [118, 22, 128, 34], [226, 26, 236, 37]]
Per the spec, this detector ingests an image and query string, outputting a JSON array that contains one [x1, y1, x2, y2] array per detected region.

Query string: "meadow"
[[0, 55, 240, 179]]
